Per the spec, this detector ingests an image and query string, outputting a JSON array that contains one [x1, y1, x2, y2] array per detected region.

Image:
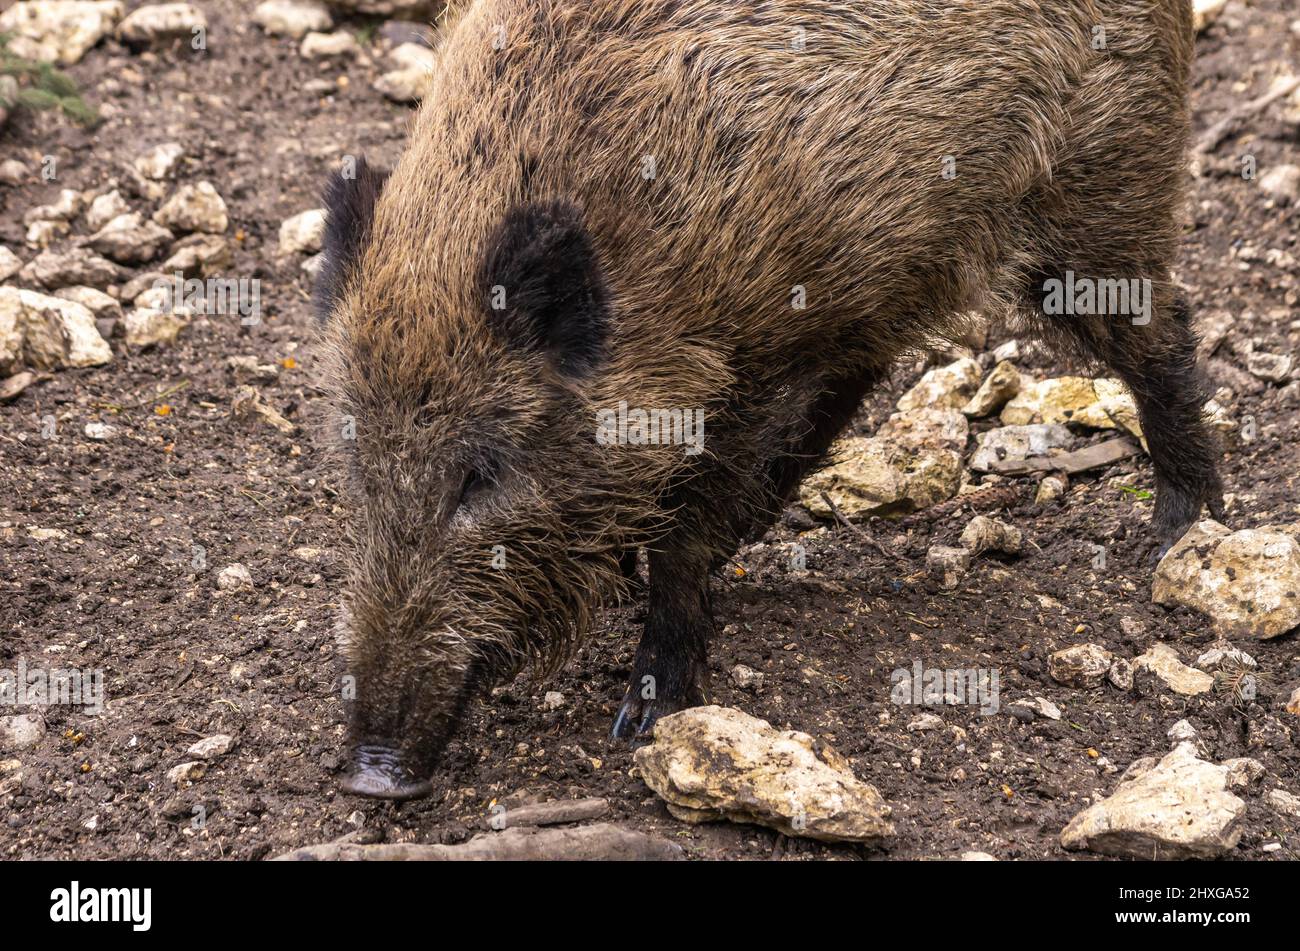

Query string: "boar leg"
[[1028, 278, 1224, 549], [611, 544, 711, 739], [611, 370, 879, 739]]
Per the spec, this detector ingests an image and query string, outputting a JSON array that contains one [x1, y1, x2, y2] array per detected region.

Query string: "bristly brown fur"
[[319, 0, 1222, 778]]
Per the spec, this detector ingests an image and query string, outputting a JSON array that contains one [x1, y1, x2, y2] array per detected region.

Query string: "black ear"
[[479, 200, 610, 376], [315, 157, 390, 321]]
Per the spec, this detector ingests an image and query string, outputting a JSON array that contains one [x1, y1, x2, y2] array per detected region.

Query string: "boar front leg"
[[610, 369, 880, 739], [610, 543, 712, 739]]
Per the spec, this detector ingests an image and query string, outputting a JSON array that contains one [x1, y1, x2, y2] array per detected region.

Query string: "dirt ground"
[[1, 1, 1298, 860]]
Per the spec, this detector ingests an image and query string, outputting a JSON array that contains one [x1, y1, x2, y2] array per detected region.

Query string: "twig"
[[817, 491, 906, 562], [1195, 75, 1300, 155]]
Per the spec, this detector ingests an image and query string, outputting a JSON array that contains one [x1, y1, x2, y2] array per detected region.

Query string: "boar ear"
[[480, 200, 610, 376], [315, 157, 390, 321]]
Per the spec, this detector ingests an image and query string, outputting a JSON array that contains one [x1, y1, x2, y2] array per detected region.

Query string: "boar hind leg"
[[1028, 278, 1224, 549]]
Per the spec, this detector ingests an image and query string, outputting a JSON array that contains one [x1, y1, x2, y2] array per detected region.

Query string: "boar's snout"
[[341, 744, 434, 801]]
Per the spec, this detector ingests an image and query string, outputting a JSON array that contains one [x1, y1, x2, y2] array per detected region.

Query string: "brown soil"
[[1, 0, 1297, 860]]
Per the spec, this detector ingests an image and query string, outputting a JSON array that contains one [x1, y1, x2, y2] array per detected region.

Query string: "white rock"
[[1223, 757, 1265, 791], [1166, 719, 1199, 744], [1035, 474, 1067, 503], [1007, 696, 1062, 721], [0, 713, 46, 751], [186, 734, 235, 760], [540, 691, 564, 712], [634, 706, 893, 843], [926, 544, 970, 588], [962, 361, 1022, 417], [22, 188, 81, 224], [1061, 743, 1245, 859], [152, 181, 228, 234], [18, 248, 120, 289], [1001, 376, 1141, 440], [53, 286, 120, 320], [1048, 643, 1114, 689], [1194, 644, 1257, 672], [25, 219, 69, 247], [1153, 520, 1300, 640], [253, 0, 331, 39], [729, 665, 765, 690], [375, 64, 432, 102], [166, 761, 206, 785], [300, 30, 358, 58], [1246, 351, 1293, 383], [907, 712, 945, 732], [89, 212, 173, 264], [83, 421, 116, 440], [960, 851, 997, 861], [117, 2, 205, 43], [876, 407, 968, 452], [1258, 163, 1300, 204], [959, 515, 1022, 556], [1265, 788, 1300, 819], [121, 307, 187, 347], [0, 246, 21, 283], [278, 208, 326, 255], [897, 357, 981, 412], [968, 423, 1073, 472], [0, 159, 29, 186], [84, 190, 129, 231], [1192, 0, 1228, 32], [134, 142, 185, 180], [216, 563, 253, 591], [0, 1, 124, 65], [991, 339, 1020, 363], [1134, 643, 1215, 696], [0, 286, 112, 369], [799, 436, 960, 520]]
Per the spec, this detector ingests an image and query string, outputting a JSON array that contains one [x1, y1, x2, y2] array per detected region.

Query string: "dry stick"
[[271, 823, 684, 861], [1195, 75, 1300, 155], [817, 490, 906, 563]]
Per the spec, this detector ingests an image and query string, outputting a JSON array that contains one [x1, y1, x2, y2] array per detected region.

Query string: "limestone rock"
[[121, 306, 187, 348], [1061, 743, 1246, 858], [959, 515, 1022, 556], [968, 423, 1074, 473], [89, 212, 174, 264], [1, 286, 112, 369], [278, 208, 326, 255], [1153, 520, 1300, 640], [152, 181, 228, 234], [253, 0, 332, 39], [134, 142, 185, 180], [897, 357, 981, 412], [634, 706, 893, 843], [1048, 643, 1114, 689], [0, 1, 124, 65], [799, 436, 961, 520], [18, 248, 121, 290], [876, 407, 968, 452], [962, 360, 1022, 417], [117, 2, 205, 44], [1001, 376, 1142, 440], [300, 30, 358, 58], [1133, 643, 1215, 697], [84, 190, 129, 231], [375, 42, 435, 102]]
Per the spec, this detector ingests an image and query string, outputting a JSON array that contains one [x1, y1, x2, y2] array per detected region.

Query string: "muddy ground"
[[1, 1, 1298, 860]]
